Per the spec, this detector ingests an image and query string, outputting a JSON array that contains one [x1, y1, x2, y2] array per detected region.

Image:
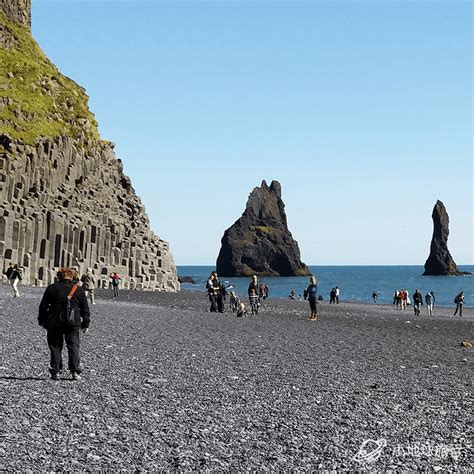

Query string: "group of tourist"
[[206, 273, 270, 316], [2, 261, 122, 304], [1, 262, 467, 384]]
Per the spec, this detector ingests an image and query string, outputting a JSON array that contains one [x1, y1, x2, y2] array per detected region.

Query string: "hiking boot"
[[71, 372, 82, 381], [50, 372, 60, 381]]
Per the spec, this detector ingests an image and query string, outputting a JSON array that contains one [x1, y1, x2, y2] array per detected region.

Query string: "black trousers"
[[209, 293, 218, 312], [47, 327, 81, 373], [309, 298, 318, 314]]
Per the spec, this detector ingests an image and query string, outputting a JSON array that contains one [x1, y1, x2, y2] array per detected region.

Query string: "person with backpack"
[[110, 272, 121, 298], [3, 262, 22, 298], [453, 292, 464, 317], [412, 289, 423, 316], [38, 267, 90, 381], [80, 268, 96, 305], [425, 291, 434, 316], [305, 276, 319, 320]]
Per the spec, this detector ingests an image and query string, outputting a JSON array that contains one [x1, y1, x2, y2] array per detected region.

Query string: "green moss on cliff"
[[0, 11, 99, 144]]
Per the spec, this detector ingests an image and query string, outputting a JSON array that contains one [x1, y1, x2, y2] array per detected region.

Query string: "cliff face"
[[216, 180, 311, 277], [423, 200, 461, 276], [0, 0, 31, 29], [0, 4, 179, 290]]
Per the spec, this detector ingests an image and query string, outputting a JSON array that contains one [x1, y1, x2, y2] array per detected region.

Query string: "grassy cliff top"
[[0, 11, 99, 145]]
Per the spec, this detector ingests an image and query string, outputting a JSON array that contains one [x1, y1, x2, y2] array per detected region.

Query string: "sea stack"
[[423, 200, 462, 276], [0, 1, 179, 290], [216, 180, 311, 277]]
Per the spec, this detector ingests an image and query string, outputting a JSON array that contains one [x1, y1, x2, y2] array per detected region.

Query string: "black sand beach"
[[1, 284, 472, 471]]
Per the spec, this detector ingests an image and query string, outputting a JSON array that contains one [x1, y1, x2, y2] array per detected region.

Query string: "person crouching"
[[38, 267, 90, 381]]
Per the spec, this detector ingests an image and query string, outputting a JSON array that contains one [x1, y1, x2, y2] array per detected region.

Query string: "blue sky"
[[33, 0, 472, 265]]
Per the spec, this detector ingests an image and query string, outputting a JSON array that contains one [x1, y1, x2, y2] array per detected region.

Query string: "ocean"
[[177, 265, 473, 308]]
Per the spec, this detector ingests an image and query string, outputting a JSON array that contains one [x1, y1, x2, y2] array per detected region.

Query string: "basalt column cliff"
[[216, 180, 311, 277], [0, 1, 179, 290]]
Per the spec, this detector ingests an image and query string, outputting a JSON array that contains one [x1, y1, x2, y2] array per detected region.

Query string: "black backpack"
[[48, 285, 79, 329]]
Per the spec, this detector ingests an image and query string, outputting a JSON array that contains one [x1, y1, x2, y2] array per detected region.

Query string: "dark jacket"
[[38, 280, 90, 329], [306, 283, 318, 300], [413, 291, 423, 305], [248, 281, 258, 297], [4, 267, 21, 281]]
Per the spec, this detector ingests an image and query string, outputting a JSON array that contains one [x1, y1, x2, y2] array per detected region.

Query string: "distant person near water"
[[335, 286, 340, 304], [38, 267, 90, 381], [372, 291, 378, 303], [329, 288, 336, 304], [453, 292, 464, 317], [3, 262, 22, 298], [425, 291, 435, 316], [413, 289, 423, 315], [288, 289, 296, 300], [80, 268, 96, 305], [206, 272, 220, 312], [304, 276, 319, 321], [248, 275, 260, 315], [110, 272, 121, 298]]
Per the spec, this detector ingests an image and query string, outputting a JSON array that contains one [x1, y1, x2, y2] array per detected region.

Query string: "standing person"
[[110, 272, 121, 298], [425, 291, 434, 316], [430, 291, 436, 307], [258, 283, 265, 302], [453, 292, 464, 317], [38, 267, 90, 381], [80, 268, 96, 305], [335, 286, 340, 304], [413, 289, 423, 316], [393, 289, 399, 306], [217, 282, 227, 313], [329, 288, 336, 304], [264, 284, 269, 300], [305, 276, 319, 320], [400, 289, 407, 310], [3, 262, 22, 298], [248, 275, 259, 300], [248, 275, 260, 314], [372, 291, 378, 303], [207, 272, 220, 312], [405, 289, 411, 306]]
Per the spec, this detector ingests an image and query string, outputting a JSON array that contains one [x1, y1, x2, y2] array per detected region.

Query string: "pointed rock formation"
[[0, 2, 179, 290], [216, 180, 311, 277], [423, 200, 466, 276]]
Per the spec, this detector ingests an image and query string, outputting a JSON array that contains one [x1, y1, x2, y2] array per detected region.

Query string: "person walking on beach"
[[425, 291, 434, 316], [110, 272, 121, 298], [335, 286, 340, 304], [248, 275, 260, 314], [413, 289, 423, 316], [3, 262, 22, 298], [80, 268, 96, 305], [305, 276, 319, 320], [372, 291, 378, 303], [263, 284, 269, 300], [453, 292, 464, 317], [38, 267, 90, 381], [217, 281, 227, 313], [206, 272, 221, 312]]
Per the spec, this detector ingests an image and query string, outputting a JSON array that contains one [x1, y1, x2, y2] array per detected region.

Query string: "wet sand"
[[1, 284, 472, 470]]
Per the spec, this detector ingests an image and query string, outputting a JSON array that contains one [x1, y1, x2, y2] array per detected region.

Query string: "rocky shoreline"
[[1, 284, 472, 470]]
